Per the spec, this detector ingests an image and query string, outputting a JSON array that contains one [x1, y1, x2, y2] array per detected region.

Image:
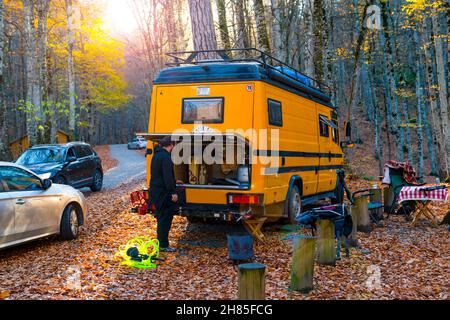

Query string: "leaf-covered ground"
[[0, 179, 448, 300], [93, 145, 118, 173]]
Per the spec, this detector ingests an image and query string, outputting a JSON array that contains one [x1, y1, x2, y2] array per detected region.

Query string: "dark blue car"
[[16, 142, 103, 192]]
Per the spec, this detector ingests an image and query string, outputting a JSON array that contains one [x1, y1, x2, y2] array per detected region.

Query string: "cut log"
[[316, 219, 336, 266], [238, 263, 266, 300], [355, 196, 372, 233], [383, 187, 394, 214], [349, 206, 359, 247], [290, 236, 316, 293]]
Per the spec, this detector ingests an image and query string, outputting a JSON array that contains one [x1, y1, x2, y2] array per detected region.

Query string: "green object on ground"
[[114, 237, 160, 269]]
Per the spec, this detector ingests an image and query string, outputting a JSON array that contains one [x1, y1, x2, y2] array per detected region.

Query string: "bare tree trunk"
[[380, 0, 402, 161], [66, 0, 76, 140], [270, 0, 285, 62], [423, 15, 446, 177], [253, 0, 271, 53], [23, 0, 39, 146], [304, 5, 315, 78], [414, 29, 425, 179], [38, 0, 49, 143], [216, 0, 231, 50], [0, 0, 11, 160], [164, 0, 178, 52], [188, 0, 217, 59], [233, 0, 250, 51], [431, 8, 450, 178], [347, 1, 369, 133], [312, 0, 324, 82]]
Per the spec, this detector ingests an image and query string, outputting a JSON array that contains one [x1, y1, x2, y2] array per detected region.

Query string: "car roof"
[[29, 142, 91, 149]]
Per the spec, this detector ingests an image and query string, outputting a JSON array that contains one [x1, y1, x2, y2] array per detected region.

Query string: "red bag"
[[130, 190, 153, 215]]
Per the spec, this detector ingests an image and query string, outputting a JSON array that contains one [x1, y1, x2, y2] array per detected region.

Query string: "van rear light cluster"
[[228, 194, 263, 205]]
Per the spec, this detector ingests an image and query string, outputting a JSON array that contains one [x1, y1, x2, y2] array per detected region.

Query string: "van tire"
[[284, 185, 302, 225]]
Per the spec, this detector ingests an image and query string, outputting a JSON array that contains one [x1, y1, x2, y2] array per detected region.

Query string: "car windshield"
[[17, 148, 65, 165]]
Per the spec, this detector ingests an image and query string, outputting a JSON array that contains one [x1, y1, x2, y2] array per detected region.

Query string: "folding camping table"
[[398, 186, 449, 227], [243, 218, 267, 241]]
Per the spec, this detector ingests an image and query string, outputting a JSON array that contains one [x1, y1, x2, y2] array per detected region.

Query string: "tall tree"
[[23, 0, 40, 146], [0, 0, 11, 160], [216, 0, 231, 50], [312, 0, 325, 82], [380, 0, 403, 161], [253, 0, 271, 53], [431, 6, 450, 177], [188, 0, 218, 59], [233, 0, 250, 50], [270, 0, 285, 62], [66, 0, 76, 140]]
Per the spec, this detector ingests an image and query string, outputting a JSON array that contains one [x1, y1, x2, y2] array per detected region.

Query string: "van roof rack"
[[165, 48, 331, 96]]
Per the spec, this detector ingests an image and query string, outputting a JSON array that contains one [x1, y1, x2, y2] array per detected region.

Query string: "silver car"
[[127, 137, 147, 150], [0, 162, 87, 249]]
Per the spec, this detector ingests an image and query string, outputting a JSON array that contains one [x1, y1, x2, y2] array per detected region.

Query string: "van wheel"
[[60, 204, 79, 240], [285, 185, 302, 225]]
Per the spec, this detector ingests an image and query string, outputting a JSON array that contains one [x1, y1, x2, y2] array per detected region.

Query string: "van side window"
[[319, 115, 330, 137], [332, 120, 339, 143], [268, 99, 283, 127]]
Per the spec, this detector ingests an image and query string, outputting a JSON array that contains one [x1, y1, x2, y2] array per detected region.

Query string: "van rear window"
[[182, 98, 224, 124]]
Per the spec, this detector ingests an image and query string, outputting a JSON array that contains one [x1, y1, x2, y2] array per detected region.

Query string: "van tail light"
[[228, 194, 263, 205]]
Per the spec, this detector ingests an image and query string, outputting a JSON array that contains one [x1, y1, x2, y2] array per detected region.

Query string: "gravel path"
[[102, 144, 147, 190]]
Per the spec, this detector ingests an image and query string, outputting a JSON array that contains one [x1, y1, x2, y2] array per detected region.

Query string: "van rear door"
[[152, 83, 255, 133]]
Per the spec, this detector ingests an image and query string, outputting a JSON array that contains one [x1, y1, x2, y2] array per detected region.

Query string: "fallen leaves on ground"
[[93, 145, 118, 173], [0, 178, 448, 300]]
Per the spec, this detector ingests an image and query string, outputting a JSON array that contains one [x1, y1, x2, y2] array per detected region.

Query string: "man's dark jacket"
[[149, 146, 177, 212]]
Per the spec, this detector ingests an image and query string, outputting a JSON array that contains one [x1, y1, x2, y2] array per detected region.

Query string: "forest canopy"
[[0, 0, 449, 180]]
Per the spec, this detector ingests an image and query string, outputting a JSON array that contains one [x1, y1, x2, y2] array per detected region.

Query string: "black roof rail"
[[165, 48, 331, 96]]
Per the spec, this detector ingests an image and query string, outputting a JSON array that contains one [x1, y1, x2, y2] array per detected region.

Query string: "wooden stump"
[[238, 263, 266, 300], [348, 206, 359, 247], [316, 219, 336, 266], [290, 236, 316, 293], [355, 196, 372, 233], [383, 187, 394, 214]]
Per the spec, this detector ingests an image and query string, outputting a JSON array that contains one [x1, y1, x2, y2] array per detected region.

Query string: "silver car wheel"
[[69, 208, 79, 236]]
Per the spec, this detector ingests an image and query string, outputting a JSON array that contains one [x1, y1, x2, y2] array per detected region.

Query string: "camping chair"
[[296, 204, 353, 259], [383, 162, 425, 219]]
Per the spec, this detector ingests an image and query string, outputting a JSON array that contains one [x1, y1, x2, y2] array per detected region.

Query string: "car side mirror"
[[43, 179, 52, 190], [67, 156, 77, 163]]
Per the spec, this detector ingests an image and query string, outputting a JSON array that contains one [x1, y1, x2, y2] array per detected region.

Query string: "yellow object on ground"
[[114, 237, 160, 269]]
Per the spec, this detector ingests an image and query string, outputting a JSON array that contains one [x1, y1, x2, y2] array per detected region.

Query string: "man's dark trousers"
[[156, 207, 175, 248]]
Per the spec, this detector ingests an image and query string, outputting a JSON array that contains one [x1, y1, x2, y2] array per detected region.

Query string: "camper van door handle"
[[282, 157, 286, 166], [328, 151, 332, 161]]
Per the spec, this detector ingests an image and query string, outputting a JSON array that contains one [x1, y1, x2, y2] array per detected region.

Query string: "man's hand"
[[171, 194, 178, 203], [176, 180, 184, 185]]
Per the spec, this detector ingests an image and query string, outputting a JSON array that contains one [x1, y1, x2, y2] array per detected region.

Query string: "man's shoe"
[[160, 247, 177, 253]]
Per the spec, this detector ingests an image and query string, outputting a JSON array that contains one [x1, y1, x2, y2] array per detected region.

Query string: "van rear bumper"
[[179, 203, 252, 221]]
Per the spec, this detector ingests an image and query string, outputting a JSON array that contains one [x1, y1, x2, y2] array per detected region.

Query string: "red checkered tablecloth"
[[398, 186, 449, 203]]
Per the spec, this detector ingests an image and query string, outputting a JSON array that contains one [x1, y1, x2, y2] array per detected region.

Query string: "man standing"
[[149, 136, 179, 252]]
